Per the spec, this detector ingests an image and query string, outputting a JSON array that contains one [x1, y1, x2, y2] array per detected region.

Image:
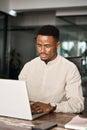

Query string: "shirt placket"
[[41, 65, 48, 90]]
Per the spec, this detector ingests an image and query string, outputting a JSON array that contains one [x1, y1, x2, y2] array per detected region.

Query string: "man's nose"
[[41, 46, 45, 52]]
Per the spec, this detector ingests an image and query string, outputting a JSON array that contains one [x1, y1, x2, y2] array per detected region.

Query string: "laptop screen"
[[0, 79, 33, 120]]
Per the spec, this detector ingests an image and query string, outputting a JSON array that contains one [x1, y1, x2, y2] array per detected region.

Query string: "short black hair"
[[37, 25, 60, 41]]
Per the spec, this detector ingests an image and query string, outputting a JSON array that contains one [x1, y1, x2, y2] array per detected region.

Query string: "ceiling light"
[[9, 10, 17, 16]]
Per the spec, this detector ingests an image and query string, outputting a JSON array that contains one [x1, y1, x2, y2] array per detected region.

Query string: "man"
[[19, 25, 84, 113]]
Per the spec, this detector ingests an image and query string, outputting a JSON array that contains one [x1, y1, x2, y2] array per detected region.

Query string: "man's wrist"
[[48, 103, 57, 112], [52, 105, 57, 111]]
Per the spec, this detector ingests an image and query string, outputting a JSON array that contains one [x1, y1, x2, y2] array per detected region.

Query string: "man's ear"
[[57, 41, 60, 48]]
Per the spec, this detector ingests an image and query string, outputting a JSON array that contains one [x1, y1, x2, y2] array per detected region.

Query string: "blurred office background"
[[0, 0, 87, 87]]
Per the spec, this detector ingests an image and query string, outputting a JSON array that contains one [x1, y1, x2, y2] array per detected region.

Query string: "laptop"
[[0, 79, 50, 121]]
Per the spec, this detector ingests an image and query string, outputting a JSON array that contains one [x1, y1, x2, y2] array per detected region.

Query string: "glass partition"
[[0, 12, 10, 78], [56, 16, 87, 82]]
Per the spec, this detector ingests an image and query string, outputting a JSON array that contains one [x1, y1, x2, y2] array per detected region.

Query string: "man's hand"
[[31, 102, 56, 114]]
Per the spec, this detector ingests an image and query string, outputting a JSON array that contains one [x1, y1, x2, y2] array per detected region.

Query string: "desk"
[[0, 113, 77, 130]]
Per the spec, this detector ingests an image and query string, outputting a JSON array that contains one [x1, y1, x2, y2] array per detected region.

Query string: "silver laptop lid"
[[0, 79, 33, 120]]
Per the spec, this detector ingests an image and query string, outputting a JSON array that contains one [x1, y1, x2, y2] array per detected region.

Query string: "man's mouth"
[[40, 53, 47, 58]]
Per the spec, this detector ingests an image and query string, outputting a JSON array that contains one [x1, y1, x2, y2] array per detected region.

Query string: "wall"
[[0, 0, 9, 13], [0, 0, 87, 16], [9, 0, 87, 11]]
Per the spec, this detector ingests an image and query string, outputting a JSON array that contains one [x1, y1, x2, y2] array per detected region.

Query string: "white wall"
[[0, 0, 87, 15], [0, 0, 9, 13], [9, 0, 87, 11]]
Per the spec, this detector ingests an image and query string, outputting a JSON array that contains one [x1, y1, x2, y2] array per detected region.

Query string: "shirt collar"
[[39, 54, 60, 65]]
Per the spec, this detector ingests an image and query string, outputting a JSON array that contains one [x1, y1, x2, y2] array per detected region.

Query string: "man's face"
[[36, 35, 60, 63]]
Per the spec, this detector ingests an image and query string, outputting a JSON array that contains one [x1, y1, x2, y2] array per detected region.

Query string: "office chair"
[[66, 56, 83, 76], [66, 56, 87, 114]]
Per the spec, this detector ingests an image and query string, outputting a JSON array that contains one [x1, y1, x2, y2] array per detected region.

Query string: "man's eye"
[[36, 44, 51, 48], [45, 45, 51, 48], [37, 44, 41, 47]]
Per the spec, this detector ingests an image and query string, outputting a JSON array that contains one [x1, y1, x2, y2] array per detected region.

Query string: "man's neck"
[[44, 54, 58, 64]]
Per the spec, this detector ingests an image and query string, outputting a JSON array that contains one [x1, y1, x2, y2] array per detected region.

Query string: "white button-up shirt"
[[19, 55, 84, 113]]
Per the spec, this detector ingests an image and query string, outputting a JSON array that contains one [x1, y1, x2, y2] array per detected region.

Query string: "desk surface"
[[0, 113, 78, 130]]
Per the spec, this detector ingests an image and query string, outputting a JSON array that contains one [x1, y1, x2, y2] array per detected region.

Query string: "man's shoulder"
[[59, 55, 77, 68], [25, 57, 40, 65], [30, 56, 40, 63]]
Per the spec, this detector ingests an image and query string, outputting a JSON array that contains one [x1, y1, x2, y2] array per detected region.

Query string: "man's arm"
[[51, 66, 84, 113]]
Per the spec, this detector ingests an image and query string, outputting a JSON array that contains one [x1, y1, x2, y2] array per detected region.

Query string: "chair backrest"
[[65, 56, 83, 76]]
